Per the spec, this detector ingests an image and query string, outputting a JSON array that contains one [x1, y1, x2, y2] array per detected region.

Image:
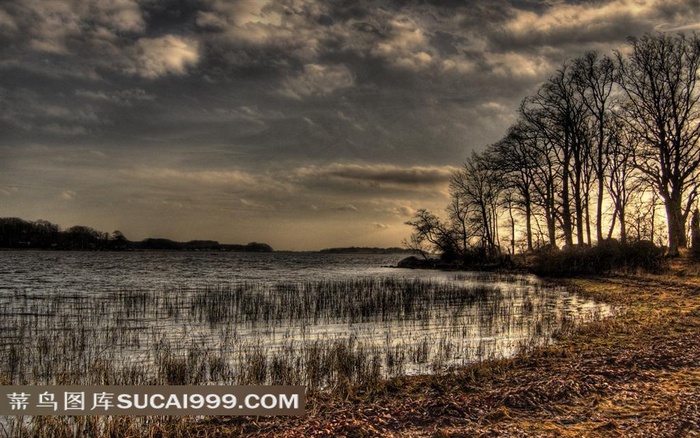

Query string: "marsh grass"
[[0, 277, 609, 387], [0, 275, 609, 437]]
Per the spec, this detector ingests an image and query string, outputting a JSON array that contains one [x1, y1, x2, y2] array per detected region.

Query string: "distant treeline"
[[0, 217, 273, 252], [319, 246, 415, 254]]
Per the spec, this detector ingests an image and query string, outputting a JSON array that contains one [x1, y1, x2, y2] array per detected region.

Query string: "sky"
[[1, 0, 699, 250]]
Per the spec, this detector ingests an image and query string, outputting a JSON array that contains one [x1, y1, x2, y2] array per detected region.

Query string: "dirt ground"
[[192, 257, 700, 437]]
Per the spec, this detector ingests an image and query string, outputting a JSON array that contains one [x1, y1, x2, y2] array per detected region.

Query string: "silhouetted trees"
[[404, 209, 462, 261], [450, 152, 502, 256], [0, 217, 273, 252], [616, 33, 700, 256], [407, 32, 700, 260], [572, 51, 617, 244], [490, 122, 539, 251]]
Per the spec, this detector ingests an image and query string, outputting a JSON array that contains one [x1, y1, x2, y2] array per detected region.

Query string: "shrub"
[[532, 240, 664, 277]]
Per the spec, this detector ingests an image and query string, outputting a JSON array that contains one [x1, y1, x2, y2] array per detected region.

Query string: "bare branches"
[[406, 32, 700, 259], [617, 32, 700, 254]]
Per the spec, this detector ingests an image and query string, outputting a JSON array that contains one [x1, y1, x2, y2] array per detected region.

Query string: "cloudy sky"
[[1, 0, 699, 250]]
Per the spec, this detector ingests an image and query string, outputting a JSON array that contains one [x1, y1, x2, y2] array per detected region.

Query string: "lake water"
[[0, 251, 611, 387]]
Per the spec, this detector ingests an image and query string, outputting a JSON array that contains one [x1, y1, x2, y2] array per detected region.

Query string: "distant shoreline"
[[0, 247, 416, 254], [319, 246, 416, 254]]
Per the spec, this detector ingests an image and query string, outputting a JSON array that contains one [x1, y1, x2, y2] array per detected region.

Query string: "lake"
[[0, 251, 611, 388]]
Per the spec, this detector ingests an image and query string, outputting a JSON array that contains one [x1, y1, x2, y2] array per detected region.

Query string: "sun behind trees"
[[406, 32, 700, 264]]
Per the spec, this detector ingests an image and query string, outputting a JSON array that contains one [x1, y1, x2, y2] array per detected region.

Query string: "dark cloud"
[[139, 0, 204, 36], [318, 14, 334, 26], [1, 0, 697, 249], [322, 0, 371, 21], [336, 204, 359, 212], [291, 163, 457, 191], [75, 88, 156, 106], [429, 31, 459, 56]]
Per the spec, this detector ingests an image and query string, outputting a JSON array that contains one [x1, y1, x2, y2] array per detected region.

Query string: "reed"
[[0, 274, 610, 436]]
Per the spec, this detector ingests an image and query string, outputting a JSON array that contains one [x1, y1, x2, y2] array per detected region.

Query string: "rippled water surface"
[[0, 251, 611, 385]]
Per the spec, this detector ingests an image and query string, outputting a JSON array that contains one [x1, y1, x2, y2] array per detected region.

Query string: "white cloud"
[[486, 52, 553, 78], [371, 15, 435, 72], [122, 167, 257, 187], [88, 0, 145, 33], [16, 0, 144, 54], [212, 1, 281, 27], [126, 35, 200, 79], [656, 22, 700, 32], [61, 190, 77, 200], [205, 1, 311, 57], [196, 11, 228, 30], [501, 0, 693, 45]]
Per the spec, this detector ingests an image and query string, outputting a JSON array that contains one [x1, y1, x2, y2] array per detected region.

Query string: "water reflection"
[[0, 251, 611, 387]]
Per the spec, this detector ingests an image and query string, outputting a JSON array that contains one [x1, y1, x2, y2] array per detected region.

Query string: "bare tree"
[[573, 51, 618, 244], [524, 66, 592, 247], [605, 120, 642, 243], [490, 121, 539, 251], [627, 187, 663, 244], [404, 209, 461, 260], [446, 189, 473, 256], [402, 232, 431, 260], [450, 152, 503, 256], [520, 106, 563, 248], [616, 32, 700, 255]]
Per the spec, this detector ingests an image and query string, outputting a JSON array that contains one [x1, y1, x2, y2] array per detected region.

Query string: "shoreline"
[[188, 259, 700, 437], [2, 254, 697, 436]]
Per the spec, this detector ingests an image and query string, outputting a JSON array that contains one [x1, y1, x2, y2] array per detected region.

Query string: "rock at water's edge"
[[397, 256, 434, 269]]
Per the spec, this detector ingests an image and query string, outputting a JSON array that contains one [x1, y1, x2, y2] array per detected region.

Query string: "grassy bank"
[[188, 257, 700, 437]]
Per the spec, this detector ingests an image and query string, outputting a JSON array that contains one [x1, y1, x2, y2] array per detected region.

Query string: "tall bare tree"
[[523, 66, 593, 249], [451, 152, 503, 255], [605, 120, 641, 243], [519, 106, 561, 247], [490, 121, 539, 251], [573, 51, 618, 244], [617, 32, 700, 255]]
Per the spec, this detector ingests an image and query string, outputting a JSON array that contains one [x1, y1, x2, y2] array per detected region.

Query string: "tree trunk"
[[546, 207, 557, 247], [664, 192, 686, 256], [619, 204, 627, 245], [509, 204, 515, 255], [596, 177, 603, 243], [691, 209, 700, 256], [561, 180, 574, 247], [525, 202, 533, 251], [585, 195, 592, 246], [575, 182, 585, 247], [607, 203, 617, 240]]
